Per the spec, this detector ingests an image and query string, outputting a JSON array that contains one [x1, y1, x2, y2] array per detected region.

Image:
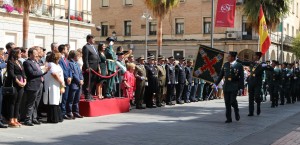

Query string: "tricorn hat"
[[147, 55, 155, 60], [136, 55, 145, 61], [255, 52, 263, 58], [179, 57, 186, 61], [229, 51, 238, 57], [157, 55, 164, 60], [106, 37, 115, 42], [168, 56, 175, 60]]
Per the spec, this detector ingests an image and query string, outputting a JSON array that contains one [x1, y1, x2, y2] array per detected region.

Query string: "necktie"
[[64, 57, 68, 67], [35, 61, 44, 82], [92, 45, 98, 55]]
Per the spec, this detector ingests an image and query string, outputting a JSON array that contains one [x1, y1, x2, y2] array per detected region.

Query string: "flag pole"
[[211, 0, 214, 48]]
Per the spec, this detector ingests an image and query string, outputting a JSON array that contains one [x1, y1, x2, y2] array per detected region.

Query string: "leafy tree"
[[292, 34, 300, 59], [145, 0, 180, 55]]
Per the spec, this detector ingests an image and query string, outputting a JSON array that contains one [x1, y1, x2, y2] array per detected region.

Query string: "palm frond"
[[145, 0, 179, 18], [13, 0, 42, 9]]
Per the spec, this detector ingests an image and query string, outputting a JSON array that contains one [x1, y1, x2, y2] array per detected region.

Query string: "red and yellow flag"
[[259, 5, 271, 54]]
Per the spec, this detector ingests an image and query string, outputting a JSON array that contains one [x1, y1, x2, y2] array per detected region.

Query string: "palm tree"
[[145, 0, 180, 55], [243, 0, 289, 30], [13, 0, 42, 49]]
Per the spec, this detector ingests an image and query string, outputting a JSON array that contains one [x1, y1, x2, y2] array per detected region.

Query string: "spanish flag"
[[259, 5, 271, 54]]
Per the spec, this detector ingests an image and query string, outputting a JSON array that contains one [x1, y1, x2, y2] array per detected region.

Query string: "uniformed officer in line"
[[183, 59, 193, 103], [175, 57, 186, 104], [144, 55, 159, 108], [215, 51, 244, 123], [165, 56, 176, 105], [196, 79, 206, 101], [156, 55, 167, 107], [134, 56, 147, 109], [262, 60, 271, 102], [238, 52, 267, 116], [266, 60, 281, 108], [292, 62, 300, 102], [280, 62, 292, 105], [190, 60, 199, 102]]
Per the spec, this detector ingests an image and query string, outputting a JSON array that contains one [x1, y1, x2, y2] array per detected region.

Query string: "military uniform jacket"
[[135, 64, 147, 83], [105, 45, 116, 72], [266, 66, 281, 86], [281, 68, 292, 86], [156, 64, 166, 87], [175, 64, 186, 84], [185, 66, 193, 84], [216, 61, 244, 92], [165, 63, 176, 84], [292, 67, 300, 85], [145, 64, 159, 93], [240, 61, 265, 87]]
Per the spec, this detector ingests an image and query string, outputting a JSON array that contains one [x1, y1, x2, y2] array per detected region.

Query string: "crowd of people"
[[0, 34, 296, 128], [0, 35, 220, 128]]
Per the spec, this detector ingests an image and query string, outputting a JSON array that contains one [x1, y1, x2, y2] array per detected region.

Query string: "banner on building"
[[193, 45, 225, 83], [215, 0, 236, 27]]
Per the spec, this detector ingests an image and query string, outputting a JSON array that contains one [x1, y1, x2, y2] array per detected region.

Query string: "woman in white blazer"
[[43, 52, 65, 123]]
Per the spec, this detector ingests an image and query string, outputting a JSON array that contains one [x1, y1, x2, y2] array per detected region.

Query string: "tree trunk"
[[157, 16, 163, 55], [23, 7, 29, 49]]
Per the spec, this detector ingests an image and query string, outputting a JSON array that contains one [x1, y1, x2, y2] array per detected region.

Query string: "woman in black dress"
[[5, 47, 27, 128], [96, 43, 108, 99]]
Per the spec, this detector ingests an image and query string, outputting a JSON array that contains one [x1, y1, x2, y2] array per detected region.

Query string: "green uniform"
[[135, 64, 147, 108], [239, 60, 266, 116], [266, 66, 281, 107], [280, 68, 292, 104], [216, 61, 244, 122], [156, 64, 167, 105], [104, 45, 117, 98]]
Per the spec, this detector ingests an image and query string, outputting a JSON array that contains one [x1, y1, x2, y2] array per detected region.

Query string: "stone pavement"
[[1, 96, 300, 145]]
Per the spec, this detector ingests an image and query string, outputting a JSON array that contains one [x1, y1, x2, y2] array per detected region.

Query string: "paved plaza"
[[1, 96, 300, 145]]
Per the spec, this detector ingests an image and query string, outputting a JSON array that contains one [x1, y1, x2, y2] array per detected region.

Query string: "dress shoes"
[[23, 121, 34, 126], [32, 120, 41, 125], [176, 100, 184, 104], [63, 115, 72, 120], [136, 106, 146, 109], [248, 114, 254, 116], [225, 120, 232, 123], [257, 108, 261, 116], [235, 113, 240, 121], [156, 103, 163, 107], [146, 105, 157, 108], [74, 113, 84, 118], [0, 122, 7, 128], [184, 100, 191, 103]]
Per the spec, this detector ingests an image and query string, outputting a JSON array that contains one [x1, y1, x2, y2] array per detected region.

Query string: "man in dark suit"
[[175, 57, 186, 104], [215, 51, 244, 123], [184, 59, 193, 103], [58, 44, 73, 119], [82, 35, 99, 100], [23, 48, 49, 126], [166, 56, 176, 105]]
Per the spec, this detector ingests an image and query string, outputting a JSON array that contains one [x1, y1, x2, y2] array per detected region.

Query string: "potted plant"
[[77, 16, 82, 21], [70, 15, 75, 20], [15, 7, 23, 14], [2, 4, 14, 13]]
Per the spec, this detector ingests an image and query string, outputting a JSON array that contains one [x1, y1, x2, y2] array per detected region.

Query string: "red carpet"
[[79, 96, 130, 117]]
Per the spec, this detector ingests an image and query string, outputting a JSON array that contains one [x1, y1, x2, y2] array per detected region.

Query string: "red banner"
[[215, 0, 236, 27]]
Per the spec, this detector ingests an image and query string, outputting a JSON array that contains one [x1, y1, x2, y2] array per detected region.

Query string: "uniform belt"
[[107, 59, 115, 62]]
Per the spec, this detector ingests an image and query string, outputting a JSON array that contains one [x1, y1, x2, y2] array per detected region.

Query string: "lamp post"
[[142, 12, 152, 58]]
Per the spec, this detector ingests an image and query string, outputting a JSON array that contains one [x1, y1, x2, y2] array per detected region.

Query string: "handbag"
[[2, 86, 17, 96], [2, 70, 17, 96]]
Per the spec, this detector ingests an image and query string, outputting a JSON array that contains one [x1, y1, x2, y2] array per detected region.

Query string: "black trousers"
[[83, 64, 98, 99], [176, 84, 185, 102], [24, 84, 43, 122], [9, 87, 24, 119], [269, 84, 279, 107], [166, 84, 175, 103], [248, 84, 262, 114], [223, 91, 239, 121]]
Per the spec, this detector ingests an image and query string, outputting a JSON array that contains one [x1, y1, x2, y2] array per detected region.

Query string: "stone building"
[[0, 0, 93, 51], [92, 0, 297, 62]]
